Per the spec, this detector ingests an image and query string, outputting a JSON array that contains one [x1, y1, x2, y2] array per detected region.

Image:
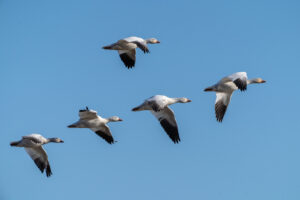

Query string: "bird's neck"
[[169, 98, 182, 104], [47, 138, 57, 143], [247, 79, 256, 85], [105, 118, 115, 123], [46, 138, 54, 143], [145, 39, 151, 44]]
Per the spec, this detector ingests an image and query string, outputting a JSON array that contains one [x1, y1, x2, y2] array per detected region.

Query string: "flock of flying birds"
[[10, 36, 266, 177]]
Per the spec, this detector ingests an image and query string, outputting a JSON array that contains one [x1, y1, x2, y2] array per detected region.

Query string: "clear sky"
[[1, 0, 300, 199]]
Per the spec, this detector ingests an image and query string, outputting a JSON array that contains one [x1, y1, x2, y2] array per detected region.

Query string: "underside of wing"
[[215, 92, 232, 122], [215, 100, 228, 122], [91, 126, 115, 144], [151, 107, 180, 143], [118, 50, 136, 68], [25, 146, 52, 177]]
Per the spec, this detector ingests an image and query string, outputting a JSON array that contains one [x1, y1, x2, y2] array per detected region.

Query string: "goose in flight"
[[68, 107, 122, 144], [10, 134, 64, 177], [102, 36, 160, 69], [204, 72, 266, 122], [132, 95, 191, 143]]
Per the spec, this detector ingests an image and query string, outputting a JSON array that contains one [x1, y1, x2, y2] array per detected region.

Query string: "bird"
[[68, 107, 122, 144], [204, 72, 266, 122], [10, 134, 64, 177], [102, 36, 160, 69], [132, 95, 191, 143]]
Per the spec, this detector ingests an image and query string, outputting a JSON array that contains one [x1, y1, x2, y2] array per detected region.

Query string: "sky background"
[[1, 0, 300, 199]]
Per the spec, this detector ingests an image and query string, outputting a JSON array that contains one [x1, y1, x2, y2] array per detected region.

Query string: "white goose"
[[68, 107, 122, 144], [132, 95, 191, 143], [204, 72, 266, 122], [102, 36, 160, 69], [10, 134, 64, 177]]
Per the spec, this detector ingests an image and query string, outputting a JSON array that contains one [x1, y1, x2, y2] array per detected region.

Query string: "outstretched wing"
[[118, 50, 136, 69], [25, 146, 52, 177], [151, 107, 180, 143], [215, 92, 233, 122], [91, 125, 115, 144]]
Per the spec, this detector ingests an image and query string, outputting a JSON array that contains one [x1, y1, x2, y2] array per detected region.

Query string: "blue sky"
[[1, 0, 300, 199]]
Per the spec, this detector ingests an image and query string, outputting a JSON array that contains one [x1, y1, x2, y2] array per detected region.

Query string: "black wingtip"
[[215, 101, 227, 123], [95, 131, 115, 144], [172, 137, 181, 144], [159, 119, 180, 144], [119, 53, 135, 69], [34, 158, 45, 173], [46, 164, 52, 177], [143, 49, 150, 54], [233, 79, 247, 91]]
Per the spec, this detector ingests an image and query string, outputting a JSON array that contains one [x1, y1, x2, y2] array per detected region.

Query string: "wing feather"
[[215, 92, 232, 122], [25, 146, 52, 177], [132, 41, 149, 53], [91, 125, 115, 144], [79, 110, 98, 120], [151, 107, 180, 143], [225, 72, 248, 91], [118, 50, 136, 68]]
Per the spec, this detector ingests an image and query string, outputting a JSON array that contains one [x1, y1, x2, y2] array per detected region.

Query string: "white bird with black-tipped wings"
[[132, 95, 191, 143], [102, 36, 160, 69], [10, 134, 64, 177], [68, 107, 122, 144], [204, 72, 266, 122]]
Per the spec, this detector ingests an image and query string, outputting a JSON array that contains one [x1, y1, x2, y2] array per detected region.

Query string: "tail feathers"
[[102, 45, 113, 50], [10, 141, 19, 146], [132, 106, 142, 111], [204, 87, 214, 92], [68, 124, 77, 128]]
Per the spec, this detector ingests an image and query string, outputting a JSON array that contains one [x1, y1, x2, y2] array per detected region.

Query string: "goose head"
[[49, 138, 64, 143], [249, 78, 266, 84], [177, 97, 192, 103], [108, 116, 123, 122], [146, 38, 160, 44]]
